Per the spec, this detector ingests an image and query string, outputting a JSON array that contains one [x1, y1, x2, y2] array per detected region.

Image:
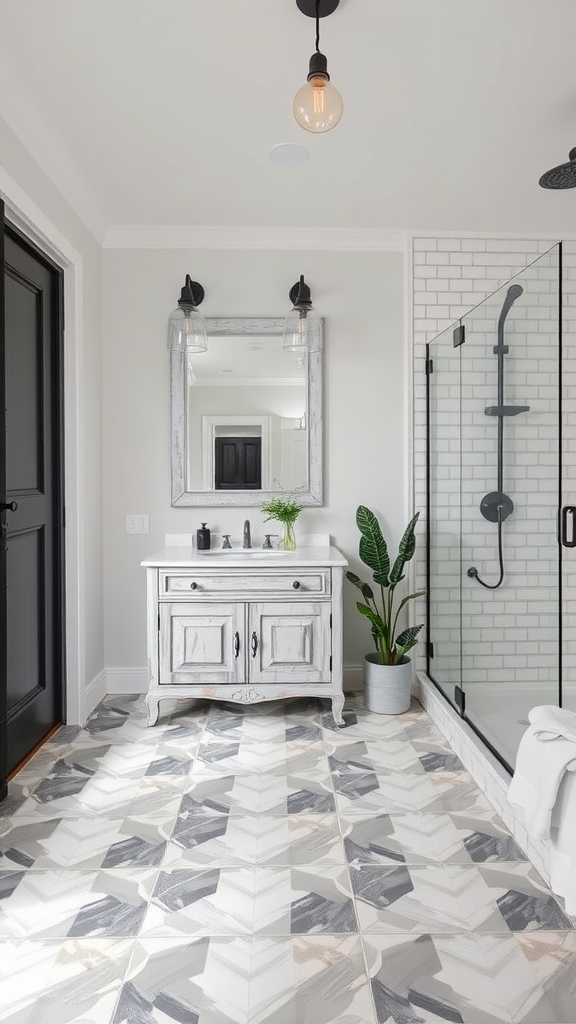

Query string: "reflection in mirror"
[[171, 317, 323, 507]]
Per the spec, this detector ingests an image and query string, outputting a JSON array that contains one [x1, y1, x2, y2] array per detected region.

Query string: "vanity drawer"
[[159, 569, 331, 598]]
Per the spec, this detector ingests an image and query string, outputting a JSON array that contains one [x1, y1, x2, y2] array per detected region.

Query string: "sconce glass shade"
[[168, 307, 207, 353], [168, 276, 207, 353], [283, 306, 322, 352]]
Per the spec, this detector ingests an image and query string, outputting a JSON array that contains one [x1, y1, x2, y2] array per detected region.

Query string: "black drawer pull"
[[292, 580, 301, 590], [251, 632, 258, 657], [233, 631, 240, 658], [190, 582, 198, 590]]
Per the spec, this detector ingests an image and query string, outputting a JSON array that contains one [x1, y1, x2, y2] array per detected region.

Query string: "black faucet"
[[243, 520, 252, 549]]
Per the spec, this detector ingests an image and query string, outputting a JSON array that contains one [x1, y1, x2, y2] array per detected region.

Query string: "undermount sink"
[[196, 548, 286, 557]]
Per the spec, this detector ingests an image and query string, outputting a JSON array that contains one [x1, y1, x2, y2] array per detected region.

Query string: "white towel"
[[548, 770, 576, 916], [529, 704, 576, 744], [507, 714, 576, 839]]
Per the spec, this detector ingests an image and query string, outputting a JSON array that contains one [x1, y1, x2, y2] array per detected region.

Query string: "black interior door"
[[215, 437, 262, 489], [0, 201, 6, 800], [3, 222, 65, 776]]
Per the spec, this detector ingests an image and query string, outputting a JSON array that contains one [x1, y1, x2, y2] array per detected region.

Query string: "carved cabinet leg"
[[146, 694, 160, 727], [331, 693, 345, 726]]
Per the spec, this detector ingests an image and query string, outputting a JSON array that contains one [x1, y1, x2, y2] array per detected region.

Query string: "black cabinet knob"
[[1, 501, 17, 513], [190, 582, 198, 590], [292, 581, 301, 590]]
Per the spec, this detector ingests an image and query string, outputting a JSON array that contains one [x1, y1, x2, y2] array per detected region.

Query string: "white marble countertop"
[[141, 545, 348, 568]]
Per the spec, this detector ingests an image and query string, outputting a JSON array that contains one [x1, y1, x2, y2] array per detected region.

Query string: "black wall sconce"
[[283, 275, 322, 352], [167, 275, 207, 353]]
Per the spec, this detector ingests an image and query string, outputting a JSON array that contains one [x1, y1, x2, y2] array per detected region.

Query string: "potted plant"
[[260, 493, 304, 550], [346, 506, 425, 714]]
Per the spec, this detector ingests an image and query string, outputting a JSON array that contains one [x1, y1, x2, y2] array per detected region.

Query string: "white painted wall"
[[0, 114, 104, 719], [102, 248, 406, 682]]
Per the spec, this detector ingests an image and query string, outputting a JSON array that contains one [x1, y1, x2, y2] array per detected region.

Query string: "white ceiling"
[[1, 0, 576, 242]]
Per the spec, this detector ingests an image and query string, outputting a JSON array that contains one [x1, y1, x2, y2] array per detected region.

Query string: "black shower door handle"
[[561, 506, 576, 547]]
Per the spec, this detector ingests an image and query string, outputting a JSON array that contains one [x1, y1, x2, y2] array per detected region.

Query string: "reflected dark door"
[[3, 221, 65, 777], [215, 437, 262, 490]]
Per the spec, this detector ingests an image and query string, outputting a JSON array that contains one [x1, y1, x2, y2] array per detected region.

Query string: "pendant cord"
[[315, 0, 320, 51]]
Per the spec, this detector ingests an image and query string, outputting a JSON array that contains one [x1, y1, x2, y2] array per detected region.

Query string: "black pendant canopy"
[[296, 0, 339, 16]]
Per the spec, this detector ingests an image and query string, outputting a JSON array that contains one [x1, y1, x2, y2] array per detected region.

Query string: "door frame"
[[0, 167, 85, 724]]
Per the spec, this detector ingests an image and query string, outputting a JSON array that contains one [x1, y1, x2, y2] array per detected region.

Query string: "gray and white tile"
[[115, 936, 252, 1024], [182, 770, 336, 816], [0, 937, 134, 1024], [0, 867, 157, 938], [165, 811, 344, 868], [249, 935, 376, 1023]]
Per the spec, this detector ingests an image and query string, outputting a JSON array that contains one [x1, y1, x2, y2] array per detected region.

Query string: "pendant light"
[[167, 275, 207, 353], [283, 275, 322, 353], [293, 0, 343, 134]]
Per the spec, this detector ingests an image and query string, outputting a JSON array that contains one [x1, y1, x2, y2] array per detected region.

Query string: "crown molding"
[[103, 224, 408, 252], [0, 47, 110, 244]]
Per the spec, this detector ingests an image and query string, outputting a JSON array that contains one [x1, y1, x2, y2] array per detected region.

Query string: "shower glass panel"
[[427, 244, 561, 771], [427, 324, 461, 708], [461, 247, 561, 768]]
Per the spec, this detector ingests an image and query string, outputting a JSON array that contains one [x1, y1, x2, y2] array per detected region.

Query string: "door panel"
[[0, 201, 6, 799], [4, 228, 64, 773], [160, 602, 245, 685], [249, 602, 331, 684]]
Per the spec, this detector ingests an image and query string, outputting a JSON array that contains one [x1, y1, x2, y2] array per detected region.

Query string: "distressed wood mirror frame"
[[171, 316, 323, 507]]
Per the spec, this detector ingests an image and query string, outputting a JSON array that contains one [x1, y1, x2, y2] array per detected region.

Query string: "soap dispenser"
[[196, 523, 211, 550]]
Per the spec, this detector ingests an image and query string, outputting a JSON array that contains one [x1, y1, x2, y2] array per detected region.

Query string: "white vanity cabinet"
[[142, 546, 348, 724]]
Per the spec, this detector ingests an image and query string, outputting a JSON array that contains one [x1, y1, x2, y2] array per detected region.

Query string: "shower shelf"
[[484, 405, 530, 417]]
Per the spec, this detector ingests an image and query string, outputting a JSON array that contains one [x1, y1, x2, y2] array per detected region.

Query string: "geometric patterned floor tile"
[[0, 938, 134, 1024], [115, 936, 252, 1024], [0, 867, 158, 939], [339, 810, 528, 868], [2, 692, 576, 1023], [249, 935, 376, 1023], [181, 771, 336, 816], [164, 812, 345, 868], [362, 932, 516, 1023]]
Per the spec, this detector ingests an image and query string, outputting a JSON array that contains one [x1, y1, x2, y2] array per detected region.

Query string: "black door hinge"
[[453, 325, 465, 347], [454, 685, 465, 714], [426, 357, 434, 375], [427, 641, 434, 659], [329, 655, 332, 672]]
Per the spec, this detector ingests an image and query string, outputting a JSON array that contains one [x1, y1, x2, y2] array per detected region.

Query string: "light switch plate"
[[126, 514, 149, 534]]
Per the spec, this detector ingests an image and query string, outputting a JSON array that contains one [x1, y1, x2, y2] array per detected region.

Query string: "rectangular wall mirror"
[[171, 317, 323, 507]]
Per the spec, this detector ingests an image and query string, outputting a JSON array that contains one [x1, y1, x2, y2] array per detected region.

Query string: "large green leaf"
[[395, 623, 423, 648], [389, 512, 420, 584], [356, 602, 386, 639], [356, 506, 390, 586], [345, 571, 374, 603]]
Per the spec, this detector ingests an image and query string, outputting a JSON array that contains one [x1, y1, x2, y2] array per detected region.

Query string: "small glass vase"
[[278, 521, 297, 550]]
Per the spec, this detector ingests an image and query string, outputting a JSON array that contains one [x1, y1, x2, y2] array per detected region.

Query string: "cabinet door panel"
[[159, 602, 244, 685], [249, 602, 331, 684]]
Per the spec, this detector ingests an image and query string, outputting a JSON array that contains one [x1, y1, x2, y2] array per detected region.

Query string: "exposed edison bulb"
[[293, 60, 343, 134]]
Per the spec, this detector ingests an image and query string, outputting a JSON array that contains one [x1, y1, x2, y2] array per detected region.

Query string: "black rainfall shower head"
[[539, 148, 576, 189]]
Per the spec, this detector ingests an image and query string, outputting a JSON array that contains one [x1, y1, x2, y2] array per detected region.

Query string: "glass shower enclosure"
[[427, 244, 562, 770]]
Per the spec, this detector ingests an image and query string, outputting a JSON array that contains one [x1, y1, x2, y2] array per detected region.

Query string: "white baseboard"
[[84, 669, 107, 720], [106, 667, 149, 694]]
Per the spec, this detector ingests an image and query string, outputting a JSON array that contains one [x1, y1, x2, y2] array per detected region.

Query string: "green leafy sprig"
[[260, 495, 303, 526]]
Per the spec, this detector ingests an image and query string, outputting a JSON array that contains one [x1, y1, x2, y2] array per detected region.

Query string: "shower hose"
[[467, 506, 505, 590]]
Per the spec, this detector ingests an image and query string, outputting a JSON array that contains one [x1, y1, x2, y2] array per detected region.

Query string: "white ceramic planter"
[[363, 654, 413, 714]]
